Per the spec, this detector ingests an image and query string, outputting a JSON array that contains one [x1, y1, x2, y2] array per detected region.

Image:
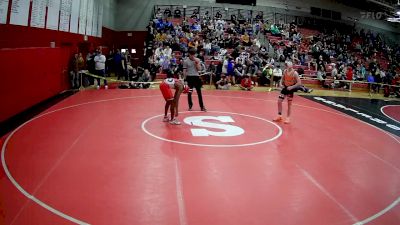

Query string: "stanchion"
[[349, 81, 352, 92], [80, 71, 162, 88], [209, 73, 213, 90], [299, 75, 400, 98], [369, 83, 373, 98], [79, 70, 87, 91]]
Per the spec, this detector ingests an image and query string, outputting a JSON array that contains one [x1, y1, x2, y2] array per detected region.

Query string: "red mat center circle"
[[142, 111, 282, 147]]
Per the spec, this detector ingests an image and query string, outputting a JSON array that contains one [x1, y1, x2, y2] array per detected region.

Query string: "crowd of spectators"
[[305, 27, 400, 95], [142, 6, 400, 96], [70, 47, 154, 89], [69, 6, 400, 97]]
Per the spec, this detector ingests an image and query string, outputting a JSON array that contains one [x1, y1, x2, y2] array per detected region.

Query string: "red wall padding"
[[0, 25, 113, 123], [0, 23, 146, 123], [0, 47, 71, 122]]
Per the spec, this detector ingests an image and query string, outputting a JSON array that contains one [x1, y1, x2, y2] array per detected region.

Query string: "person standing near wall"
[[183, 48, 206, 111], [70, 53, 85, 89], [76, 53, 85, 88], [94, 49, 107, 90]]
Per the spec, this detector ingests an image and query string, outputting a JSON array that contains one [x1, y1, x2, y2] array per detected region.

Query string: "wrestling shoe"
[[169, 119, 181, 125]]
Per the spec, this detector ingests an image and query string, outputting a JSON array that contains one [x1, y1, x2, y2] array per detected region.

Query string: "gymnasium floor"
[[1, 88, 399, 225]]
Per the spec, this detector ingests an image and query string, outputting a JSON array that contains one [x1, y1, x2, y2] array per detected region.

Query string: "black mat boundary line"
[[301, 95, 400, 137]]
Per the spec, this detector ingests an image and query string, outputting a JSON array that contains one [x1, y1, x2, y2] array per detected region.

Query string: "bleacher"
[[149, 5, 399, 95], [297, 28, 321, 38]]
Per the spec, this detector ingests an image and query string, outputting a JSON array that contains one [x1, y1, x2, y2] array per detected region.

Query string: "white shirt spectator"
[[241, 51, 250, 59], [94, 53, 106, 70], [268, 58, 275, 66], [273, 68, 282, 77], [155, 47, 163, 58], [174, 25, 182, 32], [283, 30, 289, 40], [380, 70, 386, 78], [156, 11, 163, 20], [254, 39, 261, 48], [331, 67, 338, 78], [215, 27, 224, 39], [293, 33, 301, 43], [216, 19, 225, 28], [163, 47, 172, 59], [277, 48, 284, 60], [219, 48, 227, 56], [222, 59, 228, 74], [236, 55, 246, 65], [157, 54, 165, 66], [204, 42, 212, 51]]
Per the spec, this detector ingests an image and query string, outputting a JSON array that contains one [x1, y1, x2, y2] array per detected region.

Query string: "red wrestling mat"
[[1, 89, 399, 225], [381, 105, 400, 123]]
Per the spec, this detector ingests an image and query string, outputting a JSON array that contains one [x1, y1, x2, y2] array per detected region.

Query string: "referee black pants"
[[186, 76, 204, 109]]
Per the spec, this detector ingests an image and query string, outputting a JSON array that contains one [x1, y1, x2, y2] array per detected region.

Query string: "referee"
[[183, 48, 207, 111]]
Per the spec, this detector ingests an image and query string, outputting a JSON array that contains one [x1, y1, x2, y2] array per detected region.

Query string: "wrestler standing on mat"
[[160, 74, 184, 125], [273, 61, 302, 124]]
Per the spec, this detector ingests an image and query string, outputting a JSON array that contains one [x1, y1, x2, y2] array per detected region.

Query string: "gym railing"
[[76, 70, 400, 98]]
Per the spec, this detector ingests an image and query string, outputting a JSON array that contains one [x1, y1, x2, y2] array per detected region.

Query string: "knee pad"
[[287, 97, 293, 102], [279, 94, 285, 100]]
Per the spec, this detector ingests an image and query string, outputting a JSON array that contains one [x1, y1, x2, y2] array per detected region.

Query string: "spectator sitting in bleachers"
[[216, 74, 230, 90], [166, 63, 179, 79], [241, 32, 251, 46], [174, 7, 182, 18], [129, 67, 139, 82], [215, 11, 223, 20], [234, 60, 245, 82], [133, 69, 152, 89], [202, 11, 211, 22], [247, 60, 259, 85], [355, 64, 365, 81], [258, 63, 271, 86], [191, 21, 202, 33], [255, 11, 263, 22], [164, 19, 173, 31], [146, 4, 398, 97], [164, 8, 171, 18], [155, 8, 162, 20], [240, 74, 254, 91], [191, 8, 199, 19], [163, 44, 172, 58], [155, 18, 165, 31], [271, 24, 280, 36]]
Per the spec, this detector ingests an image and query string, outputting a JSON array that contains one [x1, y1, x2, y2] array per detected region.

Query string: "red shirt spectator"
[[346, 67, 353, 80], [240, 75, 254, 90]]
